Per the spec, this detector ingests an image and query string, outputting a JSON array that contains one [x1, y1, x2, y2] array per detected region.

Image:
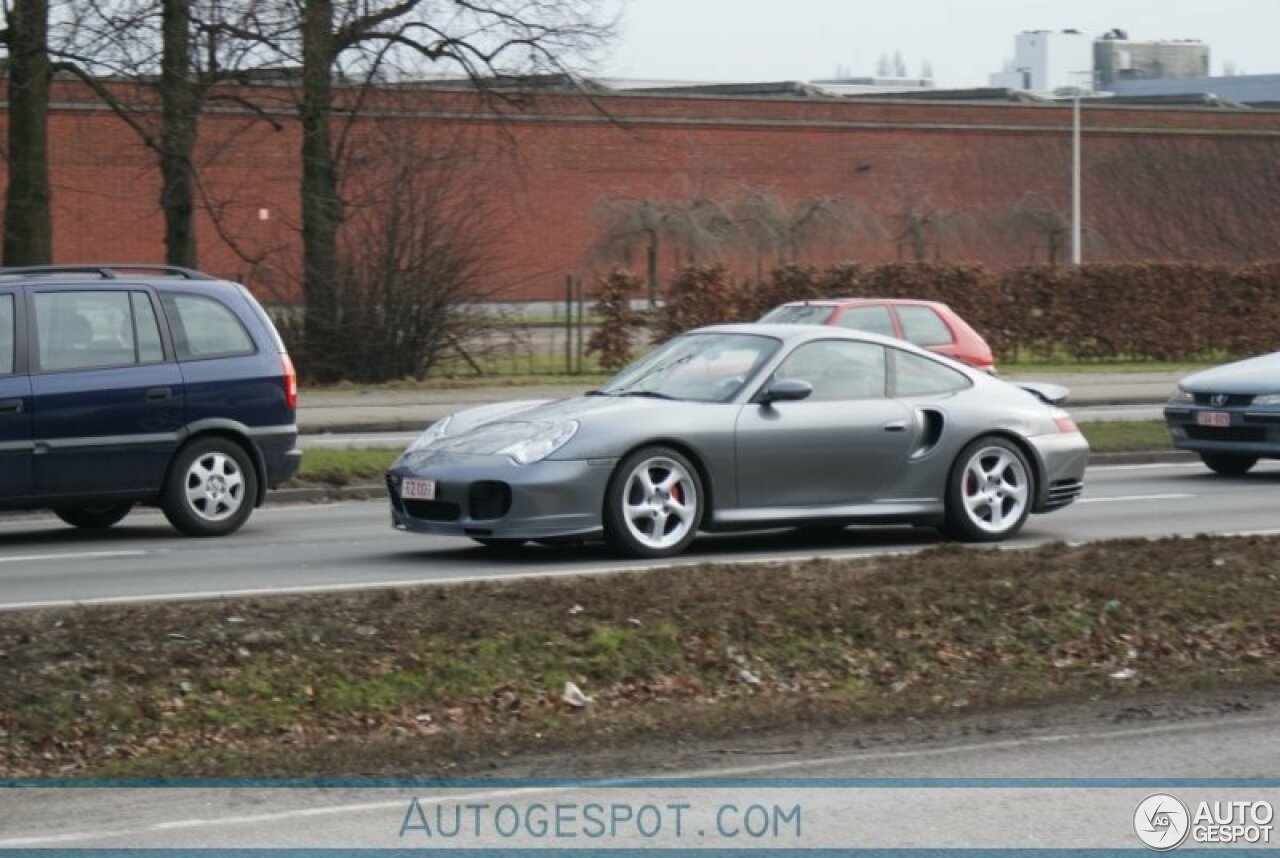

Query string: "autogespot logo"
[[1135, 794, 1191, 851]]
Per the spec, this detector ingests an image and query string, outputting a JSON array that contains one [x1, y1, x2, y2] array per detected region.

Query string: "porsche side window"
[[892, 349, 970, 396], [776, 340, 887, 401], [0, 295, 13, 374]]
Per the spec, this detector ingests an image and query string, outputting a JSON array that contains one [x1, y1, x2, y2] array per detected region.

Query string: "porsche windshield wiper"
[[616, 390, 677, 400]]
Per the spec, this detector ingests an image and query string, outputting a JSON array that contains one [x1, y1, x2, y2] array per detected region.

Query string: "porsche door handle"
[[883, 420, 909, 433]]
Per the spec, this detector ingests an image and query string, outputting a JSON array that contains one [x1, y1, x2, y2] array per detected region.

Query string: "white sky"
[[601, 0, 1278, 86]]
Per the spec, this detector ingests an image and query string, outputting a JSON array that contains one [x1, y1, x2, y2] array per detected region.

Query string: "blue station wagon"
[[0, 265, 300, 536]]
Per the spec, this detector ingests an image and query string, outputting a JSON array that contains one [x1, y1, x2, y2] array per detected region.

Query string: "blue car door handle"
[[145, 387, 172, 402], [0, 398, 21, 415]]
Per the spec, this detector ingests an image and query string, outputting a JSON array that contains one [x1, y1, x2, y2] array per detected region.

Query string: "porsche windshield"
[[598, 333, 781, 403]]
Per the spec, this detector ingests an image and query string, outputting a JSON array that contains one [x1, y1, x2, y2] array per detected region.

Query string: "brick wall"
[[5, 84, 1279, 302]]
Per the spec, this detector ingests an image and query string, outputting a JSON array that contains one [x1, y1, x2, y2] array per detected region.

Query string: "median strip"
[[2, 533, 1275, 778]]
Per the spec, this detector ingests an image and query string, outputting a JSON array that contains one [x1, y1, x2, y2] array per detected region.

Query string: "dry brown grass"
[[2, 535, 1276, 776]]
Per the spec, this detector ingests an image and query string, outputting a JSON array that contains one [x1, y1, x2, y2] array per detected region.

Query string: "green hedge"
[[608, 262, 1280, 362]]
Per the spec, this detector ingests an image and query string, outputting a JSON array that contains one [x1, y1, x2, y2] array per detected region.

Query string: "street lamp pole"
[[1071, 91, 1082, 265]]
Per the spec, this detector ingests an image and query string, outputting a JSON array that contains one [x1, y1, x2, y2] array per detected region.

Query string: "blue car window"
[[0, 295, 13, 374], [162, 293, 255, 360], [131, 292, 166, 363], [34, 291, 138, 372]]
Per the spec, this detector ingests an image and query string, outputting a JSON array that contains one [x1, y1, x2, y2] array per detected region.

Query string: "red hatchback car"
[[759, 298, 997, 373]]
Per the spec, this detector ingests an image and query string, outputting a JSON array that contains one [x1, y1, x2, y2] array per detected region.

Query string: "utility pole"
[[1072, 91, 1082, 265]]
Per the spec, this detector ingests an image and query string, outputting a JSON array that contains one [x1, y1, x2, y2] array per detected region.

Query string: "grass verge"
[[2, 535, 1276, 777], [1077, 420, 1171, 453]]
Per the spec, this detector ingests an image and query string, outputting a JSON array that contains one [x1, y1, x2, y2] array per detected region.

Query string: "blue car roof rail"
[[0, 264, 215, 280]]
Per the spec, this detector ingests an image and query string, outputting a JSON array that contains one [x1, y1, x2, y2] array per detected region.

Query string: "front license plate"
[[400, 478, 436, 500], [1195, 410, 1231, 428]]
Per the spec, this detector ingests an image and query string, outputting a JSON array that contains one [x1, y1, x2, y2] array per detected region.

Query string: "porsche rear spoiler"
[[1015, 382, 1069, 407]]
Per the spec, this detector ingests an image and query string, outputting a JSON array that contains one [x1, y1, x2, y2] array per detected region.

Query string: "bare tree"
[[997, 193, 1070, 264], [727, 188, 883, 276], [1087, 136, 1280, 263], [316, 121, 497, 381], [2, 0, 53, 265], [589, 194, 735, 305], [283, 0, 611, 381], [50, 0, 287, 268], [887, 191, 974, 262]]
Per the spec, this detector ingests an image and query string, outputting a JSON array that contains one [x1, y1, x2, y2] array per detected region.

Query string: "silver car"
[[1164, 352, 1280, 474], [387, 325, 1089, 557]]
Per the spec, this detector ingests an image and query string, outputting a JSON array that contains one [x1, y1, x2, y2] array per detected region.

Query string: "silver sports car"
[[1164, 351, 1280, 474], [387, 325, 1089, 557]]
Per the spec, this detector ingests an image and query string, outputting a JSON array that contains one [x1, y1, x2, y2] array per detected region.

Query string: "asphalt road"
[[2, 708, 1277, 849], [2, 460, 1278, 611]]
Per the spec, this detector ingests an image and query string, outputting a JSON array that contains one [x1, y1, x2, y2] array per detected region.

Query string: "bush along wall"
[[597, 261, 1280, 363]]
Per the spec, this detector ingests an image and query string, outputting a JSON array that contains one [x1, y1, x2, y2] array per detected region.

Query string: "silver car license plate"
[[401, 478, 436, 500]]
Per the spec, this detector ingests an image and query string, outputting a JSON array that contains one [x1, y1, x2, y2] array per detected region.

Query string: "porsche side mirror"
[[758, 378, 813, 404]]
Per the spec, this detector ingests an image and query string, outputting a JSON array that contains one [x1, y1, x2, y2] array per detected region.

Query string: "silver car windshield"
[[597, 333, 781, 403]]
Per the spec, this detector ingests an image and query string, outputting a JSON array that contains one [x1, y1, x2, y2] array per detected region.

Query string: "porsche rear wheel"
[[943, 436, 1033, 542], [605, 446, 704, 558]]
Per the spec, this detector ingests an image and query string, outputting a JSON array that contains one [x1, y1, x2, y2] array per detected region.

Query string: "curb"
[[300, 420, 432, 435], [266, 449, 1195, 505], [1087, 450, 1194, 466], [268, 484, 388, 504]]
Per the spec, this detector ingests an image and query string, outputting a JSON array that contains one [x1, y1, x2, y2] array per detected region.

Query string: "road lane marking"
[[0, 545, 923, 612], [3, 712, 1277, 848], [1078, 493, 1192, 504], [0, 550, 148, 565]]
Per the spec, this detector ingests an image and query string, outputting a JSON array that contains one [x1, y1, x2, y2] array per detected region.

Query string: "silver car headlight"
[[1254, 393, 1280, 406], [1167, 389, 1194, 405], [406, 415, 453, 453], [498, 421, 579, 465]]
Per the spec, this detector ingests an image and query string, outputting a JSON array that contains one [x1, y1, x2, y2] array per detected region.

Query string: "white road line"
[[0, 546, 919, 612], [3, 712, 1277, 848], [301, 434, 412, 447], [1078, 493, 1192, 504], [1090, 462, 1203, 472], [0, 550, 148, 565]]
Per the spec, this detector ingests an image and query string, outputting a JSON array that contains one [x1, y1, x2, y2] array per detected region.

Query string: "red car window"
[[896, 305, 955, 347], [835, 305, 896, 338]]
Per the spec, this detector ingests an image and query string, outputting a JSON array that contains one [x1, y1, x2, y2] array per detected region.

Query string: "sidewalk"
[[296, 371, 1180, 434]]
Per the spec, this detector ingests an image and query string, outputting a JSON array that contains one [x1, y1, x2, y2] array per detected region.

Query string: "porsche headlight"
[[406, 415, 453, 453], [1254, 393, 1280, 406], [498, 421, 579, 465], [1167, 388, 1194, 405]]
